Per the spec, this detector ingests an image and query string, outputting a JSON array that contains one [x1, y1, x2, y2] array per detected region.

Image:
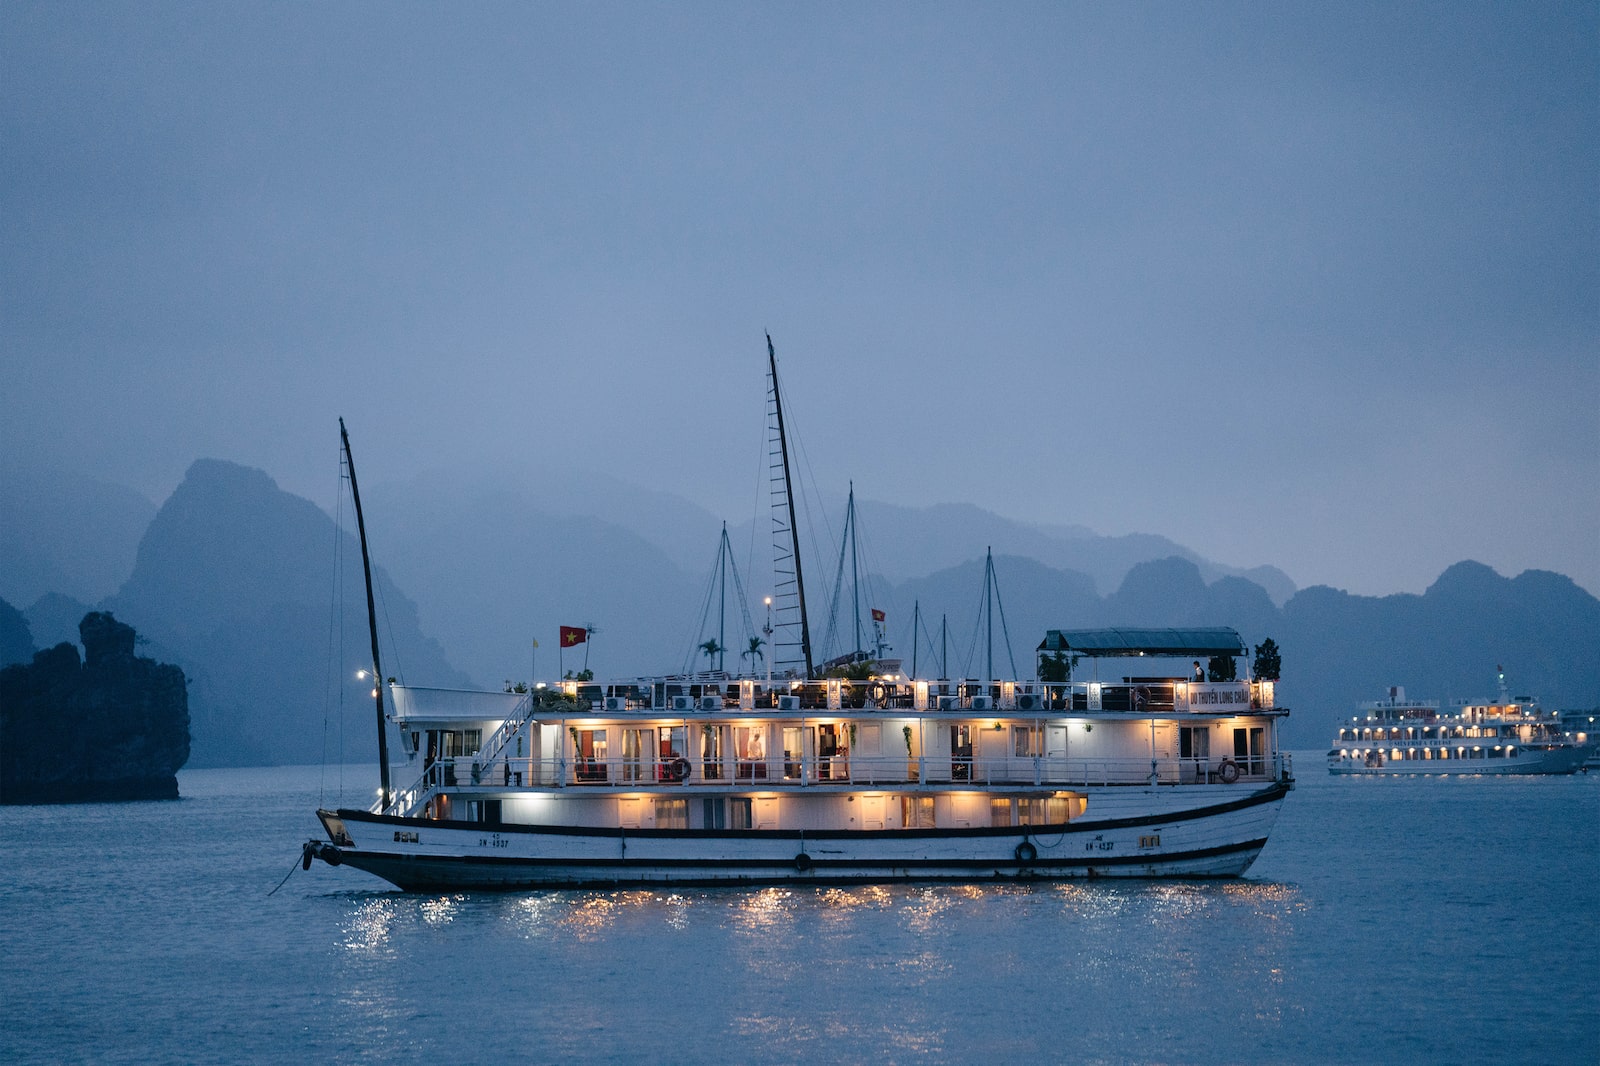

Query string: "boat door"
[[860, 794, 886, 830], [1233, 726, 1265, 775], [950, 724, 974, 781], [1046, 725, 1068, 782]]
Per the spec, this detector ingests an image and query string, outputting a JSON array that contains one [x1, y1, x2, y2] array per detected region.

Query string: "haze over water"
[[2, 761, 1592, 1064]]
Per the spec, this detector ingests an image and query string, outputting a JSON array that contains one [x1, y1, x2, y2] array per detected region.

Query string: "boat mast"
[[768, 334, 814, 678], [717, 522, 727, 673], [849, 484, 862, 659], [985, 547, 994, 682], [339, 418, 392, 812], [911, 600, 920, 680]]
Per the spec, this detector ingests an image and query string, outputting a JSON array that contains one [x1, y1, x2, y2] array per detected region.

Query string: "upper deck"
[[389, 675, 1283, 727]]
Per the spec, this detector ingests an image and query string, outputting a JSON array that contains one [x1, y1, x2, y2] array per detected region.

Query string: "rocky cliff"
[[0, 612, 190, 803]]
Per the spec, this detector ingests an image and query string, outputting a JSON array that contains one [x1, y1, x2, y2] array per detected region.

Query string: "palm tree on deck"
[[700, 638, 723, 672], [742, 636, 765, 675]]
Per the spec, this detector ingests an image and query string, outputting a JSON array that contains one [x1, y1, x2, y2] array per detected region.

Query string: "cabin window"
[[1013, 727, 1039, 758], [990, 799, 1013, 827], [817, 724, 847, 781], [1179, 726, 1210, 761], [702, 798, 726, 829], [1233, 727, 1265, 774], [621, 728, 652, 783], [782, 727, 805, 780], [730, 798, 753, 829], [859, 723, 881, 754], [902, 796, 935, 828], [951, 725, 974, 781], [700, 725, 725, 780], [576, 729, 608, 782], [660, 726, 686, 761], [734, 726, 768, 780], [654, 798, 687, 829]]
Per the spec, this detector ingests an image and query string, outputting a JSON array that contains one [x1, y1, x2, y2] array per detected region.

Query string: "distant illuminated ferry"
[[1328, 678, 1588, 776]]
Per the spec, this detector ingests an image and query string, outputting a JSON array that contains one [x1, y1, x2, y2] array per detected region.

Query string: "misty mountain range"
[[3, 458, 1597, 766]]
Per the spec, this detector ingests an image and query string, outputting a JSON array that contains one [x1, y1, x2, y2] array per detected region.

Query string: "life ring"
[[669, 757, 691, 782], [1217, 759, 1240, 784], [870, 682, 888, 705], [1014, 840, 1037, 863], [795, 852, 813, 872]]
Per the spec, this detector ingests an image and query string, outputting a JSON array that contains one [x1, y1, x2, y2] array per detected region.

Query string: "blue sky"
[[3, 3, 1595, 596]]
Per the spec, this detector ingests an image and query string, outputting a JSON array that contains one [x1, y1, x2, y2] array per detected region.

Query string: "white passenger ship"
[[306, 636, 1293, 890], [302, 348, 1293, 890], [1328, 683, 1588, 776]]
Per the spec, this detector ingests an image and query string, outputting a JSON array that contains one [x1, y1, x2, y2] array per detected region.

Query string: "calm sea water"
[[2, 755, 1595, 1065]]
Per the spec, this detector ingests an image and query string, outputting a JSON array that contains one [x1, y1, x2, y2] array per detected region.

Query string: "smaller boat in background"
[[1328, 676, 1589, 776]]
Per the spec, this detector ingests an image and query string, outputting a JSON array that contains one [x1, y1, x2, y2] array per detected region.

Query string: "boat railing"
[[519, 678, 1271, 715], [469, 692, 537, 776], [404, 751, 1290, 792]]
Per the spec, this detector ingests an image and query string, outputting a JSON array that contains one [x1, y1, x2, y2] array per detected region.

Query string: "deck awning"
[[1037, 627, 1245, 658]]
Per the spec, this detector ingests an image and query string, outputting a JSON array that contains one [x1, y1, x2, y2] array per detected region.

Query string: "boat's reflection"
[[327, 879, 1305, 1062], [335, 878, 1304, 947]]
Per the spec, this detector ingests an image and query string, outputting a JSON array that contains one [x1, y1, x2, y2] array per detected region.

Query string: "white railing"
[[469, 693, 536, 777], [397, 751, 1293, 793]]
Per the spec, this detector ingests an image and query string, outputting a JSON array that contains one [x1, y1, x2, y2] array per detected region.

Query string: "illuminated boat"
[[1327, 679, 1588, 776], [302, 348, 1293, 890], [307, 640, 1293, 890]]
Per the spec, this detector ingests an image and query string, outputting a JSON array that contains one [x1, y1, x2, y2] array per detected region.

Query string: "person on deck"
[[1193, 661, 1205, 683]]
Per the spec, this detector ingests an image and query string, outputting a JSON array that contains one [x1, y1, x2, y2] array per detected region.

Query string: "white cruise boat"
[[302, 348, 1293, 890], [305, 637, 1293, 890], [1328, 682, 1588, 776]]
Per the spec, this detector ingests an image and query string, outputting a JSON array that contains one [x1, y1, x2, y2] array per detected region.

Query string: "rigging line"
[[848, 494, 899, 658], [723, 537, 759, 664], [320, 456, 344, 808], [919, 610, 943, 679], [821, 492, 853, 660], [372, 556, 406, 688], [265, 852, 303, 897], [682, 532, 732, 675], [989, 556, 1022, 681], [782, 402, 840, 635], [744, 403, 767, 600], [959, 562, 991, 679]]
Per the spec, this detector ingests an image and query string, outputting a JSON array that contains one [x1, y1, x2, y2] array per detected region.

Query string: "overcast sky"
[[4, 3, 1595, 598]]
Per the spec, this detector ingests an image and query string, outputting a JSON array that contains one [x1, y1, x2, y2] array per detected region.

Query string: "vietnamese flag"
[[560, 626, 587, 647], [871, 609, 886, 623]]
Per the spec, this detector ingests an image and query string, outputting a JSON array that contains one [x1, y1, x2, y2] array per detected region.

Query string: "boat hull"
[[312, 781, 1291, 891]]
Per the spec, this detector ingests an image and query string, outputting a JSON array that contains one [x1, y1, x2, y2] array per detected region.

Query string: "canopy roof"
[[1038, 627, 1245, 658]]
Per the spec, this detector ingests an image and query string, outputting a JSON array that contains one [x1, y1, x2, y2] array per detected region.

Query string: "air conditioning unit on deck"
[[700, 695, 722, 711], [1016, 693, 1042, 711], [970, 696, 993, 711], [603, 696, 627, 712], [778, 695, 801, 711], [671, 695, 694, 711]]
